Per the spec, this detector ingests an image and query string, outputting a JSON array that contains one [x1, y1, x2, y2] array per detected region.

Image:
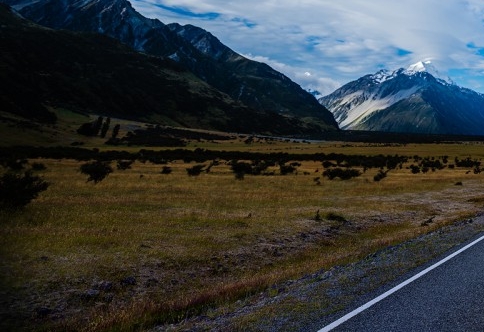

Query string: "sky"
[[131, 0, 484, 96]]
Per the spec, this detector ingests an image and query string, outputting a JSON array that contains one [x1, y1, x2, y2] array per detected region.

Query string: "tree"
[[0, 171, 49, 209], [93, 116, 104, 136], [100, 117, 111, 138], [77, 116, 105, 137], [111, 124, 121, 139], [80, 161, 113, 183]]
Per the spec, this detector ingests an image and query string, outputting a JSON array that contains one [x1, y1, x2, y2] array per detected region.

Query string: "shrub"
[[409, 165, 420, 174], [231, 161, 253, 179], [80, 161, 113, 183], [326, 212, 348, 223], [161, 166, 172, 174], [455, 157, 481, 168], [279, 164, 296, 175], [117, 160, 134, 170], [251, 160, 270, 175], [373, 170, 387, 182], [186, 165, 205, 176], [0, 171, 49, 208], [323, 168, 361, 180], [2, 159, 28, 171], [234, 171, 245, 180], [314, 209, 322, 221], [31, 162, 47, 171]]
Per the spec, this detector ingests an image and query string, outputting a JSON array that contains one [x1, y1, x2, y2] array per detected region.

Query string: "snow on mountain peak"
[[404, 60, 454, 85], [405, 60, 431, 73], [371, 69, 397, 83]]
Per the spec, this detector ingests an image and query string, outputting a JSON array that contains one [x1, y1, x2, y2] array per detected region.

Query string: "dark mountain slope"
[[0, 5, 320, 135], [2, 0, 337, 130], [167, 23, 336, 126]]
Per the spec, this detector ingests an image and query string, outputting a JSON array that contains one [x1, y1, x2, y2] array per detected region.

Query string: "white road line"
[[317, 234, 484, 332]]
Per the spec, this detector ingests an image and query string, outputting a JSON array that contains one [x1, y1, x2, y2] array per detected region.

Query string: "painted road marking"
[[317, 234, 484, 332]]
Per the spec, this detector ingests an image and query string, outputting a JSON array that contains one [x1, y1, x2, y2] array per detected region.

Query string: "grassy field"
[[1, 136, 484, 331]]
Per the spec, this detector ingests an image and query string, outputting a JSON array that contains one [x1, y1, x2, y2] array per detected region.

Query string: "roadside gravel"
[[155, 212, 484, 332]]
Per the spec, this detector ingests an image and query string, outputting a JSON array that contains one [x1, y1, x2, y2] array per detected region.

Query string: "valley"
[[1, 1, 484, 331], [1, 124, 484, 330]]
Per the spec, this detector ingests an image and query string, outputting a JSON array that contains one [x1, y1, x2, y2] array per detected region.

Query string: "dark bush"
[[326, 212, 348, 223], [373, 170, 387, 182], [231, 161, 253, 179], [421, 159, 444, 170], [410, 165, 420, 174], [234, 171, 245, 180], [314, 209, 322, 221], [0, 171, 49, 208], [323, 168, 361, 180], [2, 159, 28, 171], [161, 166, 172, 174], [251, 160, 271, 175], [455, 157, 481, 168], [77, 117, 103, 137], [117, 160, 134, 170], [31, 162, 47, 171], [279, 164, 297, 175], [80, 161, 113, 183], [186, 165, 205, 176]]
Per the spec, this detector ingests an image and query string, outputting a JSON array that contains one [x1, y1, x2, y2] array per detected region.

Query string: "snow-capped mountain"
[[1, 0, 337, 131], [319, 62, 484, 135], [404, 60, 454, 85]]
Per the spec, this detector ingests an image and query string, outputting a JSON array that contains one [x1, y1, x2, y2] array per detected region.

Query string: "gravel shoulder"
[[156, 212, 484, 332]]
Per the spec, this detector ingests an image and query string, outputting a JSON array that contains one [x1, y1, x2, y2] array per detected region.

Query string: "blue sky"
[[132, 0, 484, 95]]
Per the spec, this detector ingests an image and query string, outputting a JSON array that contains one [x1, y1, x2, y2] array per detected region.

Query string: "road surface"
[[318, 233, 484, 331]]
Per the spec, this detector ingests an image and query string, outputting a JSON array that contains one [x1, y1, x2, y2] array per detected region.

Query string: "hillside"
[[2, 0, 338, 131], [0, 4, 326, 137]]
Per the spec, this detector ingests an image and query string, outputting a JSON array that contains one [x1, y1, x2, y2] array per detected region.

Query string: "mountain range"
[[2, 0, 337, 131], [2, 0, 484, 138], [1, 4, 332, 136], [319, 61, 484, 135]]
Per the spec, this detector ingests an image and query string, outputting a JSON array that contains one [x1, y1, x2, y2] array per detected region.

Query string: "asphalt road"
[[319, 233, 484, 332]]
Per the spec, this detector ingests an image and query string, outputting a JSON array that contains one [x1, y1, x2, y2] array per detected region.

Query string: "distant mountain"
[[319, 62, 484, 135], [3, 0, 337, 131], [0, 4, 324, 136]]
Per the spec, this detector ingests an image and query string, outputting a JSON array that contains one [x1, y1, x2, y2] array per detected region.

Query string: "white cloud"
[[243, 54, 341, 95], [132, 0, 484, 93]]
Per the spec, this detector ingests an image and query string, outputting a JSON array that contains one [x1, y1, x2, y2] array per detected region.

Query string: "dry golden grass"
[[1, 141, 483, 331]]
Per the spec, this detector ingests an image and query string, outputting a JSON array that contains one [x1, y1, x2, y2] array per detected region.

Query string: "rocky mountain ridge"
[[0, 4, 324, 136], [320, 62, 484, 135], [2, 0, 337, 130]]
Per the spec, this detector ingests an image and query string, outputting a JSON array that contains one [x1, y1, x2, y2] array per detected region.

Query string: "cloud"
[[243, 54, 341, 96], [132, 0, 484, 93]]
